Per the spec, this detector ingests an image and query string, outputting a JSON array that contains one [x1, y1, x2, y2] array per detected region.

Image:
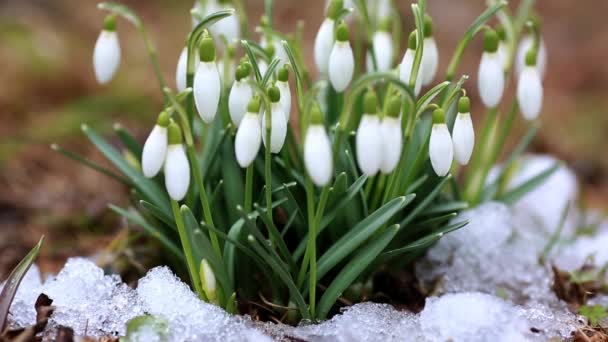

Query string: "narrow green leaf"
[[261, 57, 282, 87], [497, 164, 559, 204], [241, 40, 264, 83], [0, 236, 44, 331], [421, 201, 469, 216], [400, 175, 452, 227], [113, 123, 142, 160], [110, 205, 183, 259], [51, 144, 129, 185], [317, 224, 400, 319], [139, 200, 177, 231]]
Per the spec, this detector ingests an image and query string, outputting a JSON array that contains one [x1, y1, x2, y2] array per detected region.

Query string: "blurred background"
[[0, 0, 606, 279]]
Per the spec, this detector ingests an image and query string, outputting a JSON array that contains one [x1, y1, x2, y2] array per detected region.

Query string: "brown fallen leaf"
[[0, 294, 54, 342]]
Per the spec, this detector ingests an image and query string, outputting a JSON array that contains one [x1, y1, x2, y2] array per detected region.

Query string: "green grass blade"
[[113, 123, 142, 160], [51, 143, 129, 185], [400, 175, 452, 227], [497, 163, 559, 205], [0, 236, 44, 331], [139, 200, 177, 231]]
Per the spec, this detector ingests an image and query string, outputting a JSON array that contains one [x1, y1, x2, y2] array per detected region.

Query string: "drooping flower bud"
[[421, 14, 439, 86], [193, 34, 221, 123], [517, 49, 543, 120], [200, 259, 218, 304], [452, 96, 475, 165], [93, 15, 121, 85], [314, 0, 343, 75], [328, 22, 354, 92], [356, 91, 382, 176], [400, 31, 424, 96], [478, 29, 505, 108], [261, 85, 287, 153], [366, 19, 393, 72], [235, 97, 262, 167], [429, 108, 453, 177], [277, 66, 292, 122], [142, 111, 170, 178], [164, 122, 190, 201], [516, 29, 547, 78], [304, 103, 333, 186], [228, 62, 253, 126], [380, 96, 403, 174]]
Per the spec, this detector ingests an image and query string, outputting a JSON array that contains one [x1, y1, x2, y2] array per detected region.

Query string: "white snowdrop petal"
[[175, 48, 189, 93], [421, 37, 439, 86], [277, 81, 292, 122], [164, 145, 190, 201], [452, 113, 475, 165], [193, 61, 221, 123], [208, 4, 240, 43], [304, 126, 333, 186], [429, 123, 454, 177], [93, 30, 121, 85], [228, 80, 253, 127], [235, 113, 262, 167], [261, 103, 287, 153], [478, 52, 505, 108], [258, 60, 268, 78], [399, 49, 424, 96], [497, 42, 508, 71], [142, 125, 168, 178], [516, 36, 547, 78], [517, 67, 543, 120], [380, 117, 402, 174], [328, 41, 355, 92], [314, 19, 335, 75], [356, 115, 382, 176], [371, 31, 393, 72], [217, 60, 235, 85]]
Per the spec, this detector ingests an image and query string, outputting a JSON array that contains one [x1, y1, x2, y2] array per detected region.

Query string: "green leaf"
[[241, 40, 265, 83], [110, 205, 183, 259], [0, 236, 44, 331], [317, 224, 400, 319], [113, 123, 142, 160], [579, 305, 608, 327], [421, 201, 469, 216], [417, 82, 449, 116], [254, 204, 298, 274], [261, 57, 282, 87], [313, 195, 415, 285], [51, 143, 129, 185], [124, 315, 169, 342], [400, 175, 453, 227], [82, 125, 171, 218], [139, 200, 177, 231], [98, 2, 142, 27], [497, 163, 559, 205]]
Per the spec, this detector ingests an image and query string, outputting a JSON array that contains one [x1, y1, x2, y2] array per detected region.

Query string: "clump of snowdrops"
[[55, 0, 555, 322]]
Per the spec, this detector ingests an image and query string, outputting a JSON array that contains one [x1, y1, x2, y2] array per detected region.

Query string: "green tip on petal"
[[167, 121, 183, 145], [408, 30, 418, 50], [379, 17, 391, 32], [157, 111, 171, 127], [265, 43, 275, 57], [496, 25, 506, 41], [483, 29, 499, 53], [386, 96, 401, 118], [432, 108, 446, 124], [423, 14, 434, 38], [525, 48, 538, 66], [335, 21, 350, 42], [103, 14, 117, 31], [267, 85, 281, 103], [310, 102, 324, 125], [227, 44, 236, 58], [363, 90, 378, 114], [327, 0, 344, 20], [247, 96, 262, 113], [458, 96, 471, 114], [278, 66, 289, 82], [199, 36, 216, 62]]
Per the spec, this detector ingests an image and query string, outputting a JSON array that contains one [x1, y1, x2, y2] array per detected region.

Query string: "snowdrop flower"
[[495, 26, 509, 71], [429, 108, 453, 177], [193, 34, 221, 123], [93, 15, 121, 85], [366, 19, 393, 72], [228, 62, 253, 126], [516, 34, 547, 79], [421, 15, 439, 86], [261, 35, 288, 67], [164, 122, 190, 201], [235, 97, 262, 167], [517, 49, 543, 120], [176, 47, 199, 93], [142, 111, 170, 178], [277, 66, 291, 122], [356, 91, 382, 176], [328, 22, 354, 92], [478, 29, 504, 108], [400, 31, 424, 96], [380, 96, 403, 174], [200, 259, 217, 304], [206, 0, 240, 44], [452, 96, 475, 165], [304, 103, 333, 186], [217, 45, 236, 85], [191, 0, 203, 28], [314, 0, 343, 75], [261, 85, 287, 153]]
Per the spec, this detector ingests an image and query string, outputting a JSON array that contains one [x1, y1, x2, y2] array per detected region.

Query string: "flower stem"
[[305, 178, 317, 318], [244, 164, 254, 213], [171, 199, 204, 298]]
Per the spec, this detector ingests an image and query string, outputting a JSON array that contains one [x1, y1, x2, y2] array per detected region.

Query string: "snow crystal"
[[136, 266, 270, 342]]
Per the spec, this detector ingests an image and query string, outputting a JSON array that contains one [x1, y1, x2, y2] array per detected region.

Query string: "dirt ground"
[[0, 0, 606, 278]]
